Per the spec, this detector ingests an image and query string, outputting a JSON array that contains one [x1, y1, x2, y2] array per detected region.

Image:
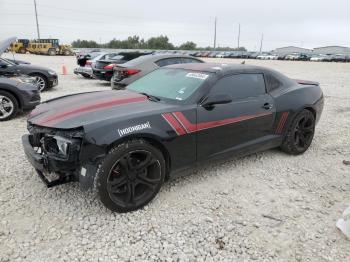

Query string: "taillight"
[[126, 69, 141, 76], [103, 63, 116, 70]]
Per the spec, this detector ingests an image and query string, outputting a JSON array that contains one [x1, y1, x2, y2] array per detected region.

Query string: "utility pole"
[[33, 0, 40, 39], [259, 33, 264, 53], [213, 17, 217, 49], [237, 23, 241, 49]]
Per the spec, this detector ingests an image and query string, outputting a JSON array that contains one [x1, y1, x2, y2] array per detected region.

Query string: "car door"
[[196, 73, 276, 160]]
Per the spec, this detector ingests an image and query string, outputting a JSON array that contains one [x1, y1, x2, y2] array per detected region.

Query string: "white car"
[[257, 53, 278, 60], [215, 52, 228, 58], [310, 55, 331, 62]]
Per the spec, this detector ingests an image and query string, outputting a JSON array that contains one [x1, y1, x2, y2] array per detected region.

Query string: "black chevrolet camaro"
[[22, 63, 324, 212]]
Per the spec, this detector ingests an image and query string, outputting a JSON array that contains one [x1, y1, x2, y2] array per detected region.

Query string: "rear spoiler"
[[294, 79, 319, 86]]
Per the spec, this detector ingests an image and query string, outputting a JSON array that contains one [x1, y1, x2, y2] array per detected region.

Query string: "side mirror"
[[202, 94, 232, 108]]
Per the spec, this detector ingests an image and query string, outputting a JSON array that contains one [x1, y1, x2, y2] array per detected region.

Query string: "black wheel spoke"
[[119, 158, 130, 173], [136, 174, 160, 190], [135, 152, 156, 170], [302, 125, 313, 133], [108, 175, 127, 193], [125, 182, 135, 204]]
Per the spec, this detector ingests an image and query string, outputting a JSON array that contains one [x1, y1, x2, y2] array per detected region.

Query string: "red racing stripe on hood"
[[36, 96, 148, 126]]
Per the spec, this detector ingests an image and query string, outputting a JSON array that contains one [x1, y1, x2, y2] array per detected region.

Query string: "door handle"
[[262, 103, 273, 110]]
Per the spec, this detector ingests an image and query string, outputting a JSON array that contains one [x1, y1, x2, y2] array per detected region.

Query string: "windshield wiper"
[[139, 92, 161, 102]]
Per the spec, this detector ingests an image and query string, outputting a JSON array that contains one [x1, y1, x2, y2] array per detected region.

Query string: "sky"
[[1, 0, 350, 51]]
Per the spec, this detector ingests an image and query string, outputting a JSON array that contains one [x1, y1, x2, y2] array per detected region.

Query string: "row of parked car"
[[74, 50, 204, 89], [191, 51, 350, 62], [0, 38, 59, 121]]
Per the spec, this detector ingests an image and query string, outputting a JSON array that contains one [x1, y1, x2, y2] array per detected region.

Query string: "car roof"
[[121, 53, 203, 67], [166, 62, 295, 87], [166, 63, 266, 73]]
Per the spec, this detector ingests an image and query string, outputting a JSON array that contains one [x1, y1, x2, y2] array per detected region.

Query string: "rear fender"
[[274, 84, 324, 132]]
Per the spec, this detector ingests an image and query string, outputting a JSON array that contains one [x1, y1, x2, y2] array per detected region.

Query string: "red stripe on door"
[[162, 113, 187, 136], [172, 111, 272, 134]]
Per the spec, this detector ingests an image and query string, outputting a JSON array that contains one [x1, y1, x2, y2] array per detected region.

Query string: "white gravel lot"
[[0, 54, 349, 261]]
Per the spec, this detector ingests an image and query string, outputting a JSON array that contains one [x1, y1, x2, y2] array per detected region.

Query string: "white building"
[[313, 46, 350, 55], [273, 46, 313, 55]]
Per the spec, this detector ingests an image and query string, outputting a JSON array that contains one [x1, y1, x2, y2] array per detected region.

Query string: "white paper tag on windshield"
[[186, 73, 209, 80]]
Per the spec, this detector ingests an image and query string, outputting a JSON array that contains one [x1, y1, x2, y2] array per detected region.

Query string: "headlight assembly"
[[42, 135, 80, 159]]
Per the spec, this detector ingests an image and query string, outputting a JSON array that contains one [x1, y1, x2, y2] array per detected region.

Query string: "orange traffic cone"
[[61, 64, 68, 75]]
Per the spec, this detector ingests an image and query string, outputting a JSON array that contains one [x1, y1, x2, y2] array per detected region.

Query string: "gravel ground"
[[0, 54, 349, 261]]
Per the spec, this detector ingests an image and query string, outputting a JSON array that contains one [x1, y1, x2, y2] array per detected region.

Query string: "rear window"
[[155, 58, 183, 67], [265, 74, 283, 92], [127, 68, 211, 101]]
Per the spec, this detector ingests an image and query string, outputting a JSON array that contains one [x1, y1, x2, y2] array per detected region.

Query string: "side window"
[[210, 74, 266, 99], [155, 58, 183, 67], [265, 74, 282, 92], [182, 58, 203, 64]]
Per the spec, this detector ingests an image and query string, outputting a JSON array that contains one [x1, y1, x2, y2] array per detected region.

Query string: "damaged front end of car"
[[22, 123, 102, 190]]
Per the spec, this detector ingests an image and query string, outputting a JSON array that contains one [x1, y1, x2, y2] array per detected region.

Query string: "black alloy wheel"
[[96, 140, 165, 212], [293, 115, 314, 151], [281, 109, 315, 155], [107, 150, 162, 208]]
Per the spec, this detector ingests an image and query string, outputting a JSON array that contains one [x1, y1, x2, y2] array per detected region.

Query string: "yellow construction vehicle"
[[9, 39, 30, 54], [27, 39, 73, 56]]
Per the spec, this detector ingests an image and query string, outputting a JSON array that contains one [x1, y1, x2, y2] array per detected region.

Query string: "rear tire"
[[110, 75, 116, 89], [0, 91, 19, 121], [82, 74, 91, 79], [95, 139, 166, 213], [281, 109, 315, 155]]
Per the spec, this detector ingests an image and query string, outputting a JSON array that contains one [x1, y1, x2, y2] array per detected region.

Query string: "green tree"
[[146, 35, 174, 50], [178, 41, 197, 50], [71, 39, 99, 48]]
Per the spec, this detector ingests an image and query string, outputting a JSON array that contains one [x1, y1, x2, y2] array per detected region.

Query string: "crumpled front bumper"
[[22, 134, 76, 187], [22, 134, 99, 190]]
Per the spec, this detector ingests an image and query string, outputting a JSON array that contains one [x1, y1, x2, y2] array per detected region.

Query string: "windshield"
[[127, 68, 210, 101], [111, 55, 124, 60], [0, 58, 14, 66]]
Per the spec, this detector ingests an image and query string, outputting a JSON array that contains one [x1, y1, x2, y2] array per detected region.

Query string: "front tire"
[[30, 74, 49, 91], [95, 139, 166, 213], [48, 48, 56, 56], [281, 109, 315, 155], [0, 91, 19, 121]]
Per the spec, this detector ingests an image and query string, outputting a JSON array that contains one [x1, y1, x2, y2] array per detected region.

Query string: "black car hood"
[[28, 90, 176, 129], [15, 64, 53, 72]]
